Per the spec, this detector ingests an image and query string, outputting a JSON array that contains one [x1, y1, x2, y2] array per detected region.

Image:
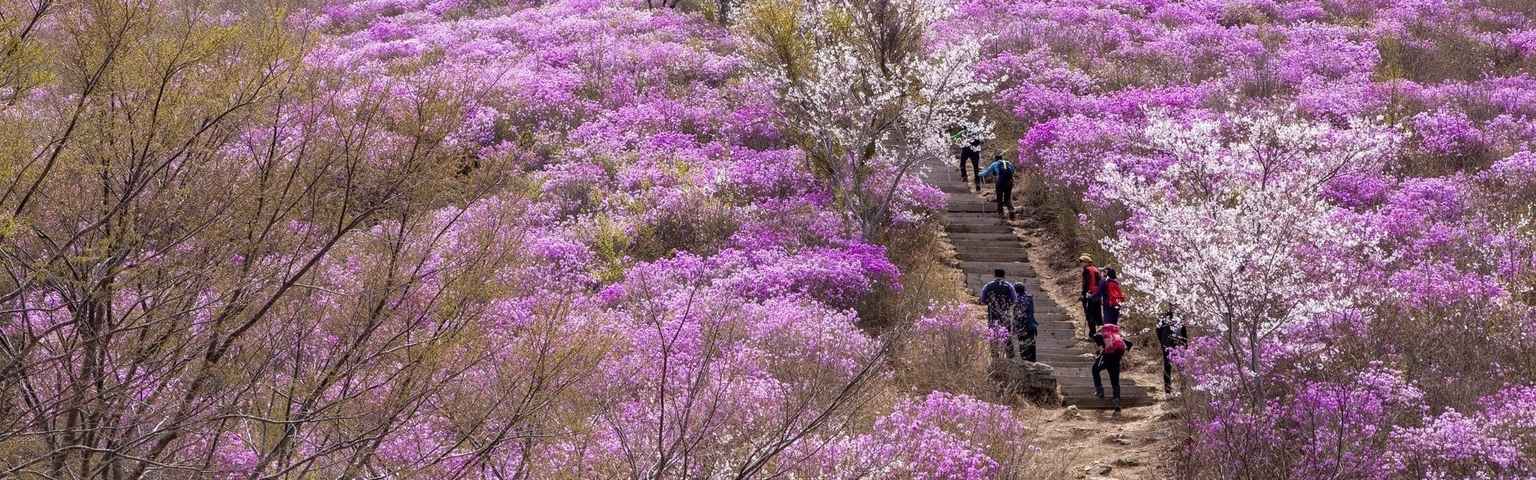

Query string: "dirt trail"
[[926, 162, 1179, 479]]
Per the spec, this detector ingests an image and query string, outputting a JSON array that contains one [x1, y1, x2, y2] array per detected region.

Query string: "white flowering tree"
[[1097, 112, 1399, 404], [748, 0, 995, 239]]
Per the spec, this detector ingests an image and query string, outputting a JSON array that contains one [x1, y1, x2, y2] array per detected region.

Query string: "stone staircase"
[[928, 163, 1153, 410]]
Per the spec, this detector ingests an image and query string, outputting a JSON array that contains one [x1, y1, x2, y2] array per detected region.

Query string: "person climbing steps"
[[1157, 303, 1189, 396], [978, 153, 1017, 218], [959, 138, 982, 190], [1092, 323, 1133, 413], [1012, 280, 1037, 362], [978, 269, 1019, 358], [1099, 266, 1125, 325], [1078, 254, 1104, 338]]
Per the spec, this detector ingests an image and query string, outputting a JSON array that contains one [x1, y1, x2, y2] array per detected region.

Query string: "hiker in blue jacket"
[[978, 153, 1017, 219]]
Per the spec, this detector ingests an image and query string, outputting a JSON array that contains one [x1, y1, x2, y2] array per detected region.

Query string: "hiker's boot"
[[1095, 389, 1104, 399], [1113, 398, 1121, 413]]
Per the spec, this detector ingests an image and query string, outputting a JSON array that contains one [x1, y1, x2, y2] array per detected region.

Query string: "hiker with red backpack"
[[1098, 266, 1126, 325], [1079, 254, 1104, 336], [1093, 323, 1134, 413], [977, 153, 1017, 219]]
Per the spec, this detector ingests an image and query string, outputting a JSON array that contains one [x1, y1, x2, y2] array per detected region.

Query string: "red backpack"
[[1100, 324, 1126, 355], [1105, 279, 1126, 306]]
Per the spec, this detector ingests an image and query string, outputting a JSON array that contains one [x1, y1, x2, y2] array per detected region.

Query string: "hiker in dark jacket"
[[978, 153, 1016, 218], [959, 138, 982, 190], [1098, 266, 1126, 325], [1011, 281, 1038, 362], [1078, 254, 1104, 336], [978, 269, 1018, 354], [1092, 323, 1133, 413], [1156, 304, 1189, 394]]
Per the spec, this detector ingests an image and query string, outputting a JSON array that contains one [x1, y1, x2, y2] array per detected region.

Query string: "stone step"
[[950, 241, 1025, 250], [1061, 388, 1154, 399], [947, 205, 1003, 213], [1063, 397, 1155, 410], [944, 218, 1010, 228], [954, 246, 1027, 255], [945, 232, 1020, 242], [950, 233, 1020, 242], [946, 223, 1013, 234], [956, 252, 1029, 263], [1061, 381, 1151, 392], [959, 261, 1037, 275], [1060, 390, 1152, 402], [940, 210, 1013, 220], [950, 236, 1021, 245]]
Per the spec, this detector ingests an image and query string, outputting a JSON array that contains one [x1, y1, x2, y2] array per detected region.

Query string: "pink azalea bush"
[[0, 0, 1017, 477]]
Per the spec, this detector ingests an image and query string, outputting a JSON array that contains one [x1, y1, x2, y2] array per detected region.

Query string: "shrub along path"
[[927, 163, 1153, 410]]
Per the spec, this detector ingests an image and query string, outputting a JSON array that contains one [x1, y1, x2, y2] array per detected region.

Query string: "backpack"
[[983, 279, 1015, 320], [1012, 283, 1036, 327], [1104, 279, 1125, 306], [1100, 324, 1126, 355], [996, 160, 1015, 183]]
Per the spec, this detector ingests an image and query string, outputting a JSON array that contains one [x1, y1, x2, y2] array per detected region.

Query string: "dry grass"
[[866, 219, 999, 398]]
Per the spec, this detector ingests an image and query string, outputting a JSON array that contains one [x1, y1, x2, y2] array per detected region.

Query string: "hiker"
[[1078, 254, 1104, 335], [1099, 266, 1125, 325], [1092, 323, 1133, 413], [1012, 281, 1038, 362], [978, 269, 1018, 356], [1156, 304, 1189, 394], [958, 138, 982, 190], [977, 153, 1016, 219]]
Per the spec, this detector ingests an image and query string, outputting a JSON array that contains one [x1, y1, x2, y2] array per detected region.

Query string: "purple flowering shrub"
[[0, 0, 1043, 477], [788, 392, 1035, 479]]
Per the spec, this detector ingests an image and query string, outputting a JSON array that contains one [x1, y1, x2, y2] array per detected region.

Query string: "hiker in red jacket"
[[1099, 266, 1126, 325], [1079, 254, 1103, 336]]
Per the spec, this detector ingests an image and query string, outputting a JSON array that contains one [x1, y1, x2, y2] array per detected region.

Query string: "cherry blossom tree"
[[748, 0, 995, 240], [1096, 112, 1400, 404]]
